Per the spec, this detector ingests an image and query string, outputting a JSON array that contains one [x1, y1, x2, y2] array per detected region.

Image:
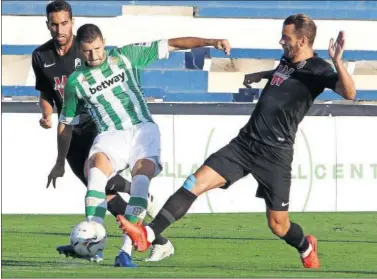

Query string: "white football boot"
[[145, 240, 175, 262]]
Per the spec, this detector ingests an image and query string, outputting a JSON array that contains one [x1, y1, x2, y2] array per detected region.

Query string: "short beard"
[[54, 33, 73, 47], [284, 45, 299, 62]]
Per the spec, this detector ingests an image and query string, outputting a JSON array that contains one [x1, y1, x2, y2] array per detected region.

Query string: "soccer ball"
[[70, 221, 107, 257]]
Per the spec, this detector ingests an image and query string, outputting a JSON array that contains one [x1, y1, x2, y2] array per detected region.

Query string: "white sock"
[[86, 167, 108, 223], [125, 175, 150, 222], [300, 243, 313, 258], [120, 234, 133, 255], [146, 226, 156, 243]]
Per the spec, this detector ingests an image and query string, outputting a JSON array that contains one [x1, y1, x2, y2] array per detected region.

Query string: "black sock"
[[107, 193, 128, 217], [281, 222, 309, 253], [152, 234, 169, 246], [105, 175, 131, 195], [149, 187, 197, 236]]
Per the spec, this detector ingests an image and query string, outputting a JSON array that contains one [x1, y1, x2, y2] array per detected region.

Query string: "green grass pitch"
[[2, 213, 377, 278]]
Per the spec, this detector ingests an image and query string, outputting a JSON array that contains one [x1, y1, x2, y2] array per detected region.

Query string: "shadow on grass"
[[3, 230, 377, 244], [2, 259, 88, 267], [169, 235, 377, 244]]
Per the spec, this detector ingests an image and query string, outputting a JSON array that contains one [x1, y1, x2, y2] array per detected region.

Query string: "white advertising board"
[[2, 114, 377, 214]]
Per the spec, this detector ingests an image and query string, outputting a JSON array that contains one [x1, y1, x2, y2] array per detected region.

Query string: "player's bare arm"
[[168, 37, 231, 55], [39, 92, 54, 129], [243, 70, 275, 88], [47, 74, 79, 189], [328, 31, 356, 100], [47, 121, 73, 188]]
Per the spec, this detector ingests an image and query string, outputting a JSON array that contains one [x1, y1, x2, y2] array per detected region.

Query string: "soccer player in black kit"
[[32, 0, 174, 266], [117, 14, 356, 269]]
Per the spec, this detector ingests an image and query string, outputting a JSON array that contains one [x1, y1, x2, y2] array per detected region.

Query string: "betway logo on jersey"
[[270, 65, 295, 86], [89, 72, 125, 94]]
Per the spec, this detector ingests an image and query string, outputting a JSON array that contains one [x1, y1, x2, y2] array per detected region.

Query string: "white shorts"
[[88, 122, 162, 178]]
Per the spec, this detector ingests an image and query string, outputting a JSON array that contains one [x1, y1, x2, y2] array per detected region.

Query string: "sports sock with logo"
[[125, 175, 150, 224]]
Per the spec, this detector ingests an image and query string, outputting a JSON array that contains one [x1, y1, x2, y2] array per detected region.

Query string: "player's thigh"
[[129, 122, 162, 178], [88, 130, 130, 177], [252, 144, 293, 211]]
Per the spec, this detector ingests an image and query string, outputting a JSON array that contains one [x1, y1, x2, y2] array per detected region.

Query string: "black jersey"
[[240, 55, 339, 149], [32, 38, 93, 130]]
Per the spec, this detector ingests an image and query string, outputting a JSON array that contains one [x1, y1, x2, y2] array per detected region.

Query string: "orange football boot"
[[116, 215, 151, 252], [301, 235, 320, 268]]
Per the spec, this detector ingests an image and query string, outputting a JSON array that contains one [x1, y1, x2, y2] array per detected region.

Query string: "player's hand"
[[47, 161, 65, 188], [328, 31, 345, 62], [39, 116, 52, 129], [243, 73, 263, 88], [214, 39, 231, 55]]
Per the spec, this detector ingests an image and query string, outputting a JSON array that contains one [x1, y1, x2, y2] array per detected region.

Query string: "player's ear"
[[299, 36, 307, 47]]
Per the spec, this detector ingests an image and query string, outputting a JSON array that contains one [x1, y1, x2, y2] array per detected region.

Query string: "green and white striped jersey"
[[59, 40, 169, 132]]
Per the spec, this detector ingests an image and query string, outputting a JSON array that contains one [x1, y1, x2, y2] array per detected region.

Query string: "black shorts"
[[66, 122, 130, 194], [203, 135, 293, 211]]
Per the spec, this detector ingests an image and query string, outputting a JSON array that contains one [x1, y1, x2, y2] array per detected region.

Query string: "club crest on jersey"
[[89, 71, 125, 94], [109, 57, 120, 65], [54, 75, 67, 97], [75, 58, 81, 69], [270, 65, 295, 86]]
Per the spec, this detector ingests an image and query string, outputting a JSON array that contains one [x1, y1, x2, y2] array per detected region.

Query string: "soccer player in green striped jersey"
[[48, 23, 231, 267]]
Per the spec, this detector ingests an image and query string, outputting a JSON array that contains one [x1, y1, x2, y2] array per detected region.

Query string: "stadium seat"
[[2, 1, 376, 102], [3, 1, 377, 20]]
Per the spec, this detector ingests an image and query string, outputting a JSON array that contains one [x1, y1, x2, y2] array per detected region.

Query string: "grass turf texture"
[[2, 213, 377, 278]]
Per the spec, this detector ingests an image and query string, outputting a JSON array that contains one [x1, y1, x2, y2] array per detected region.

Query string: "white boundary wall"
[[2, 113, 377, 214]]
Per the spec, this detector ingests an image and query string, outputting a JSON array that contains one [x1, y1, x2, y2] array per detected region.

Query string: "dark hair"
[[283, 14, 317, 46], [76, 24, 103, 44], [46, 0, 72, 20]]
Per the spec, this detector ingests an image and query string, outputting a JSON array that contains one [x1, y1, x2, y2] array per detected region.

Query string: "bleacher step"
[[122, 5, 193, 16], [208, 72, 377, 93], [141, 70, 208, 91]]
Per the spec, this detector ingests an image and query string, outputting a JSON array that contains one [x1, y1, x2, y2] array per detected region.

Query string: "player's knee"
[[131, 158, 155, 179], [88, 152, 113, 177]]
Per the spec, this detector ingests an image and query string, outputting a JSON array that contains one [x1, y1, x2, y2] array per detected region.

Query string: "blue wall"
[[3, 1, 377, 19]]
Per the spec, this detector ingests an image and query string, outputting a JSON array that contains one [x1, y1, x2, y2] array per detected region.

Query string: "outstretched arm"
[[243, 70, 275, 88], [168, 37, 231, 55]]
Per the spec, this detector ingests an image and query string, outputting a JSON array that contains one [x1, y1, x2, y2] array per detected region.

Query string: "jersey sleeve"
[[59, 77, 80, 125], [317, 64, 339, 92], [119, 40, 169, 69], [32, 51, 54, 105]]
